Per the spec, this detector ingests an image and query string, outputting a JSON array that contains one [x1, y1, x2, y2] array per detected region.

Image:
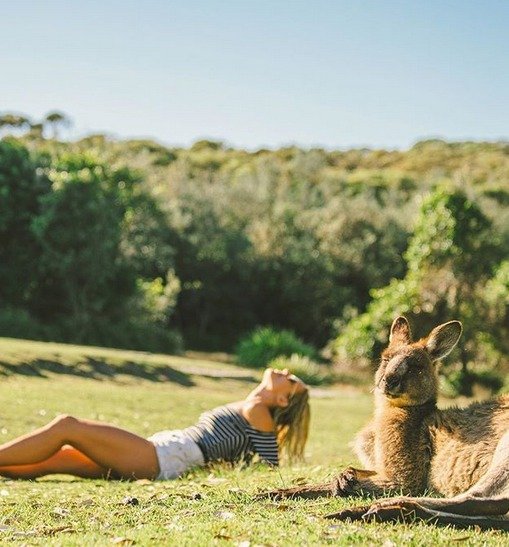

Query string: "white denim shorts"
[[148, 430, 205, 480]]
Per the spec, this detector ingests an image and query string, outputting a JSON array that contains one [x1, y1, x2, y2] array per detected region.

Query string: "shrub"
[[0, 307, 49, 340], [68, 318, 184, 355], [269, 354, 331, 386], [441, 369, 504, 398], [236, 327, 317, 368]]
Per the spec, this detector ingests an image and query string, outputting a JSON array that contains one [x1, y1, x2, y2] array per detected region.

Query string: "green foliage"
[[269, 354, 331, 385], [441, 368, 504, 398], [120, 191, 176, 280], [165, 153, 408, 348], [330, 277, 419, 370], [405, 186, 495, 278], [0, 306, 48, 340], [190, 139, 225, 152], [0, 141, 181, 352], [236, 327, 317, 368], [30, 155, 132, 338], [483, 260, 509, 320], [135, 271, 181, 324], [44, 110, 71, 139], [479, 260, 509, 365], [0, 113, 31, 133], [0, 139, 52, 306], [0, 341, 502, 544], [330, 186, 506, 395], [0, 109, 72, 140], [76, 316, 183, 354], [2, 125, 509, 362]]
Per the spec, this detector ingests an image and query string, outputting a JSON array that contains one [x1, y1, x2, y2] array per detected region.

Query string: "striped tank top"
[[182, 405, 279, 466]]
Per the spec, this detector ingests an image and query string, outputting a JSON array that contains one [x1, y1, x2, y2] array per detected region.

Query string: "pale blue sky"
[[2, 0, 508, 149]]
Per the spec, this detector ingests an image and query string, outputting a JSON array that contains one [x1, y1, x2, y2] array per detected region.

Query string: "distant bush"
[[103, 321, 183, 355], [441, 369, 504, 398], [0, 307, 183, 355], [0, 307, 49, 340], [236, 327, 317, 368], [55, 317, 183, 355], [269, 354, 331, 386]]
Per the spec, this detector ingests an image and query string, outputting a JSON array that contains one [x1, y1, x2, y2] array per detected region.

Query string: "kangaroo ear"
[[389, 316, 412, 346], [425, 321, 463, 361]]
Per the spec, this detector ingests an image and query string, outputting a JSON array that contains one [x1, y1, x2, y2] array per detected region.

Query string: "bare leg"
[[0, 415, 159, 480], [0, 446, 108, 479]]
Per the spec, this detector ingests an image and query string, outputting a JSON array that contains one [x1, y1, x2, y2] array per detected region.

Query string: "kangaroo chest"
[[374, 405, 432, 493]]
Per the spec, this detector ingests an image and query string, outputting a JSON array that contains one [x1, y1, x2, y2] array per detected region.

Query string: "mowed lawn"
[[0, 339, 506, 546]]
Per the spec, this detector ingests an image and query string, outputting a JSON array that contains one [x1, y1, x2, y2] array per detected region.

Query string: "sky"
[[2, 0, 508, 150]]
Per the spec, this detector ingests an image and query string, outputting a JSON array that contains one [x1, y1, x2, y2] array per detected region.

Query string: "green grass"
[[0, 337, 506, 545]]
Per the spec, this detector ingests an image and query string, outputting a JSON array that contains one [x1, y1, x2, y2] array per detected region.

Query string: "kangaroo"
[[266, 317, 509, 529]]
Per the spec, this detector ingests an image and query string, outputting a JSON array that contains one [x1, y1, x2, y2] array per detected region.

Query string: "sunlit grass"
[[0, 337, 506, 545]]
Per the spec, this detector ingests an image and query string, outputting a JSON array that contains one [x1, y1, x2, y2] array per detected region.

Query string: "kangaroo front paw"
[[332, 467, 363, 497]]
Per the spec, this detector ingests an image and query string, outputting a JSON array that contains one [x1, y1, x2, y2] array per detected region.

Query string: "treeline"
[[1, 117, 508, 393], [0, 139, 181, 352]]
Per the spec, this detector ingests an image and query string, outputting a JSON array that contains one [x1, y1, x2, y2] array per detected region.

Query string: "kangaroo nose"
[[385, 375, 401, 392]]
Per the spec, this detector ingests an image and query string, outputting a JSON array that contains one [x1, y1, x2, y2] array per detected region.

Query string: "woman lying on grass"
[[0, 368, 309, 480]]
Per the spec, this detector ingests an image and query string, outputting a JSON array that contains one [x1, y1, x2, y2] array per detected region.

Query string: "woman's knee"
[[49, 414, 79, 431]]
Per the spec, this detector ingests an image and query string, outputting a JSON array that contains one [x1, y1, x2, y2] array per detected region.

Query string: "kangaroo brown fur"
[[265, 317, 509, 529]]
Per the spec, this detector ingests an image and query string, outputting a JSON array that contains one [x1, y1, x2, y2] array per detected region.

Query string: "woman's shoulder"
[[240, 400, 275, 433]]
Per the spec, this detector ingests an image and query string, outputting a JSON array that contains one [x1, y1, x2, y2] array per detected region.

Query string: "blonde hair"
[[272, 386, 310, 462]]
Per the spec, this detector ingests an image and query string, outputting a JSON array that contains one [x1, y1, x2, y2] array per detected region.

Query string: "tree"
[[26, 123, 45, 141], [479, 260, 509, 373], [0, 113, 31, 136], [44, 111, 72, 139], [30, 154, 135, 340], [170, 192, 253, 348], [27, 152, 181, 351], [330, 186, 503, 394], [0, 140, 51, 306]]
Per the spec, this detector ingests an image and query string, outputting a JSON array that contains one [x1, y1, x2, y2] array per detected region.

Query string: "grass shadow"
[[0, 357, 195, 386]]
